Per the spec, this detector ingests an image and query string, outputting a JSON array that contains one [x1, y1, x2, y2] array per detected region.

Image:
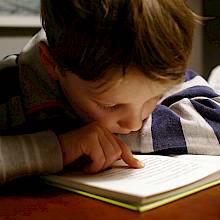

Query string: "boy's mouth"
[[114, 130, 132, 135]]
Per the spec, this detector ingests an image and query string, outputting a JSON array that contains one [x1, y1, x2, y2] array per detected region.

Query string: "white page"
[[58, 155, 220, 197], [174, 154, 220, 166]]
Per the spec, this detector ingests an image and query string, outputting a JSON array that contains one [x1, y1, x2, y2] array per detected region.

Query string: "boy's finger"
[[115, 137, 144, 168]]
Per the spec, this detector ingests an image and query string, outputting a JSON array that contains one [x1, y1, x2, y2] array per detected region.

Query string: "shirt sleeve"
[[0, 130, 63, 184], [118, 70, 220, 155]]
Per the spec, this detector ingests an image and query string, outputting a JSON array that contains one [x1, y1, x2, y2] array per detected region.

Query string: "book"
[[42, 154, 220, 212]]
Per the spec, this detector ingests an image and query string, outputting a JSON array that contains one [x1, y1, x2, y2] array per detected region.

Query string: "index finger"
[[115, 137, 145, 168]]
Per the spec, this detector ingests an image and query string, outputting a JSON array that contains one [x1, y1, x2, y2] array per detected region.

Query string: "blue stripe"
[[184, 69, 198, 82], [161, 86, 219, 107], [151, 105, 187, 154], [190, 99, 220, 143]]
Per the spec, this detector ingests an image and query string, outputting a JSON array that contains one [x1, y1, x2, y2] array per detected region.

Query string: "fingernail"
[[136, 160, 145, 168]]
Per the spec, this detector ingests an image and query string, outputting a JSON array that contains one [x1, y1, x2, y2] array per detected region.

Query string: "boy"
[[0, 0, 220, 184]]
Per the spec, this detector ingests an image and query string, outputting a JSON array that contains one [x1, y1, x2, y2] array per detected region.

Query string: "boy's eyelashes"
[[95, 102, 120, 112], [94, 95, 162, 112]]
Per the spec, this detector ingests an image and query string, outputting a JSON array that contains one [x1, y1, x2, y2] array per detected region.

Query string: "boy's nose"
[[117, 114, 143, 132]]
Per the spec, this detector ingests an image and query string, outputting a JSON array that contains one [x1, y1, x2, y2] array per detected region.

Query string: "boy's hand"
[[57, 122, 144, 173]]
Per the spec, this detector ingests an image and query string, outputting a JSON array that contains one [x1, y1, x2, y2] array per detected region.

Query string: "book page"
[[58, 155, 220, 197], [174, 154, 220, 166]]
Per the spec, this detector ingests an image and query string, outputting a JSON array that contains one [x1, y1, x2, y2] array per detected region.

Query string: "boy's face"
[[57, 66, 175, 134]]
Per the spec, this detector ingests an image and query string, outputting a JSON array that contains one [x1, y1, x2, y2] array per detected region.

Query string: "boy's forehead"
[[85, 67, 125, 95], [87, 76, 124, 95], [85, 68, 173, 102]]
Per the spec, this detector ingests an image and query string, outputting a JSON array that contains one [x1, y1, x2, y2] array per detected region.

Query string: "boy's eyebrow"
[[88, 77, 121, 95], [88, 82, 112, 95], [93, 80, 110, 90]]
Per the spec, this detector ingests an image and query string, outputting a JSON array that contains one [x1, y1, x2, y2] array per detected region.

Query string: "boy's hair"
[[41, 0, 200, 82]]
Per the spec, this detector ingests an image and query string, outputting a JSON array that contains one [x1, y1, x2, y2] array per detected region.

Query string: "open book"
[[42, 155, 220, 212]]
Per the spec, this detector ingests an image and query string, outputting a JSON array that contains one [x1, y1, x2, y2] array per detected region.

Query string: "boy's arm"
[[119, 70, 220, 155], [0, 131, 63, 184], [0, 57, 63, 184]]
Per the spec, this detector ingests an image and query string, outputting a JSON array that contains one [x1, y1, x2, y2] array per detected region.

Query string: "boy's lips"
[[114, 130, 132, 135]]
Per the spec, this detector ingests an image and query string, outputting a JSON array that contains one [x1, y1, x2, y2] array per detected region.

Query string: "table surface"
[[0, 177, 220, 220]]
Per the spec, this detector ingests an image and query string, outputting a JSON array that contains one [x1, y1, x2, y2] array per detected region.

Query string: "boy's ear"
[[37, 41, 59, 80]]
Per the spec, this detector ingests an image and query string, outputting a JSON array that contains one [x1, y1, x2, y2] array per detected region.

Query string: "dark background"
[[203, 0, 220, 79]]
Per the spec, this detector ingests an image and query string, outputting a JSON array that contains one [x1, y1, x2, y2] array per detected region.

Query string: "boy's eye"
[[96, 103, 120, 112]]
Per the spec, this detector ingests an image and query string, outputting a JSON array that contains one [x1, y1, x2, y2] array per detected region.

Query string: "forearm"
[[0, 130, 63, 184], [150, 101, 220, 155]]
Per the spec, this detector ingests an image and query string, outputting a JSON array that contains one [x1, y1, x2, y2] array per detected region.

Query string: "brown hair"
[[41, 0, 200, 82]]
